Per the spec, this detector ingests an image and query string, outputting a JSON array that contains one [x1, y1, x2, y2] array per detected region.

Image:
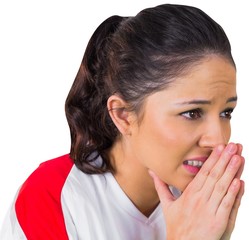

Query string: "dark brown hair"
[[65, 4, 235, 174]]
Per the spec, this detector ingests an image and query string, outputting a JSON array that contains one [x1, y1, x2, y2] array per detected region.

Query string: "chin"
[[171, 179, 193, 193]]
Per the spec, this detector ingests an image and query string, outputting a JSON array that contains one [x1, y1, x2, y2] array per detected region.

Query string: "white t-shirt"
[[0, 154, 167, 239]]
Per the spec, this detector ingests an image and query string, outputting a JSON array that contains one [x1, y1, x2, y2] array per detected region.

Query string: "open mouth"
[[183, 160, 204, 168], [183, 159, 206, 174]]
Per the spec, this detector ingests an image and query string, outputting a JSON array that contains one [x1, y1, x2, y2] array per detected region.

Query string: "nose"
[[198, 119, 229, 149]]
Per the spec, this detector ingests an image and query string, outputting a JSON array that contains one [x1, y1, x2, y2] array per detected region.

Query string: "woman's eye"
[[220, 108, 234, 119], [181, 109, 202, 120]]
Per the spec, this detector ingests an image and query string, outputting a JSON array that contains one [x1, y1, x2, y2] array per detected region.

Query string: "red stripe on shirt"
[[15, 154, 74, 239]]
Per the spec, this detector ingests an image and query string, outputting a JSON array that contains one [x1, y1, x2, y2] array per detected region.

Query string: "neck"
[[108, 141, 160, 217]]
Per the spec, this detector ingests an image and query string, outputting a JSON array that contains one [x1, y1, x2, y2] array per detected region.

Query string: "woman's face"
[[129, 56, 237, 191]]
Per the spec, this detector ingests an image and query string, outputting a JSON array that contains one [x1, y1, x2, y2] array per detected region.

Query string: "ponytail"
[[65, 15, 125, 174], [66, 4, 234, 174]]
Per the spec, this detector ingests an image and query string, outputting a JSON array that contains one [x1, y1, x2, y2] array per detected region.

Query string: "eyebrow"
[[226, 96, 237, 103], [175, 96, 237, 105]]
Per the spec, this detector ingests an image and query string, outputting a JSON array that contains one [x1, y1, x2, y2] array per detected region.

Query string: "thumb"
[[148, 170, 175, 208]]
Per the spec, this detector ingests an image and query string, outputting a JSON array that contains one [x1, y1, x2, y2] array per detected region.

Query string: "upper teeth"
[[185, 160, 203, 167]]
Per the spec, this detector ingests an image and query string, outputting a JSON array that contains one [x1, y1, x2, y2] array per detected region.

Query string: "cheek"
[[225, 124, 232, 143], [132, 119, 190, 168]]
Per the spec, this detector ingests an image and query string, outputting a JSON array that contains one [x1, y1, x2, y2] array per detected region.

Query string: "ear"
[[107, 95, 135, 136]]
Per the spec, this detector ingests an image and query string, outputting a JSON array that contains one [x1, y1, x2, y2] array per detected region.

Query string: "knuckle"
[[215, 182, 226, 194], [209, 169, 219, 179], [222, 199, 232, 209], [200, 168, 209, 177]]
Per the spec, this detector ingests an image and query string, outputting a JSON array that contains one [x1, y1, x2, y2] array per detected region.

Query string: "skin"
[[107, 55, 244, 239], [150, 144, 244, 240]]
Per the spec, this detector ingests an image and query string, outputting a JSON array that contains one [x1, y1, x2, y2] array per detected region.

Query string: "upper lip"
[[184, 156, 208, 162]]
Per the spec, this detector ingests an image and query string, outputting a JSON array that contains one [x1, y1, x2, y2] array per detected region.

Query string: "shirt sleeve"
[[0, 154, 74, 240], [0, 193, 27, 240]]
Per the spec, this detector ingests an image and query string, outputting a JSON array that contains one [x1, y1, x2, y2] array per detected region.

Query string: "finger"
[[234, 143, 244, 179], [148, 170, 175, 208], [227, 180, 245, 228], [200, 143, 238, 200], [189, 143, 236, 195], [236, 143, 243, 156], [208, 155, 242, 213], [216, 178, 242, 223], [235, 156, 245, 179], [186, 144, 225, 192]]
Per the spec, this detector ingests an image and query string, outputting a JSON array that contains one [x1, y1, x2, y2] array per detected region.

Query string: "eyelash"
[[181, 108, 203, 120], [220, 108, 234, 119], [181, 108, 234, 121]]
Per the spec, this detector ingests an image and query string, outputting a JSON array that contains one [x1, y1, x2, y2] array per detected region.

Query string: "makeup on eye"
[[220, 108, 234, 119], [180, 108, 203, 120], [180, 107, 235, 121]]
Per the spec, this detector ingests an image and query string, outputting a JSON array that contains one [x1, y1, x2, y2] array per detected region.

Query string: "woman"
[[1, 3, 244, 239]]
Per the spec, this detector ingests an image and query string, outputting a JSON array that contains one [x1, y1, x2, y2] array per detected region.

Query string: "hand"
[[149, 143, 244, 240], [220, 144, 245, 240]]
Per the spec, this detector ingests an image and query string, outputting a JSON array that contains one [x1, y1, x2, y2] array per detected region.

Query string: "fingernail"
[[227, 143, 236, 153], [229, 156, 239, 167], [217, 144, 225, 153], [237, 143, 243, 154]]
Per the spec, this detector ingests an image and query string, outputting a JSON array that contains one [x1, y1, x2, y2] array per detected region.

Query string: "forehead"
[[142, 56, 236, 111], [168, 56, 236, 97]]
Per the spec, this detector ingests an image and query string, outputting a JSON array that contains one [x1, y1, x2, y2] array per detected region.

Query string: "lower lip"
[[183, 164, 201, 175]]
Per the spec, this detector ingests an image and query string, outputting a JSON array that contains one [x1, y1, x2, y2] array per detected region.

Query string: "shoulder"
[[17, 154, 74, 199], [15, 154, 74, 239]]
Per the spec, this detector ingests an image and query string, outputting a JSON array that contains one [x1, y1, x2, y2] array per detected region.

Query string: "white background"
[[0, 0, 248, 239]]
